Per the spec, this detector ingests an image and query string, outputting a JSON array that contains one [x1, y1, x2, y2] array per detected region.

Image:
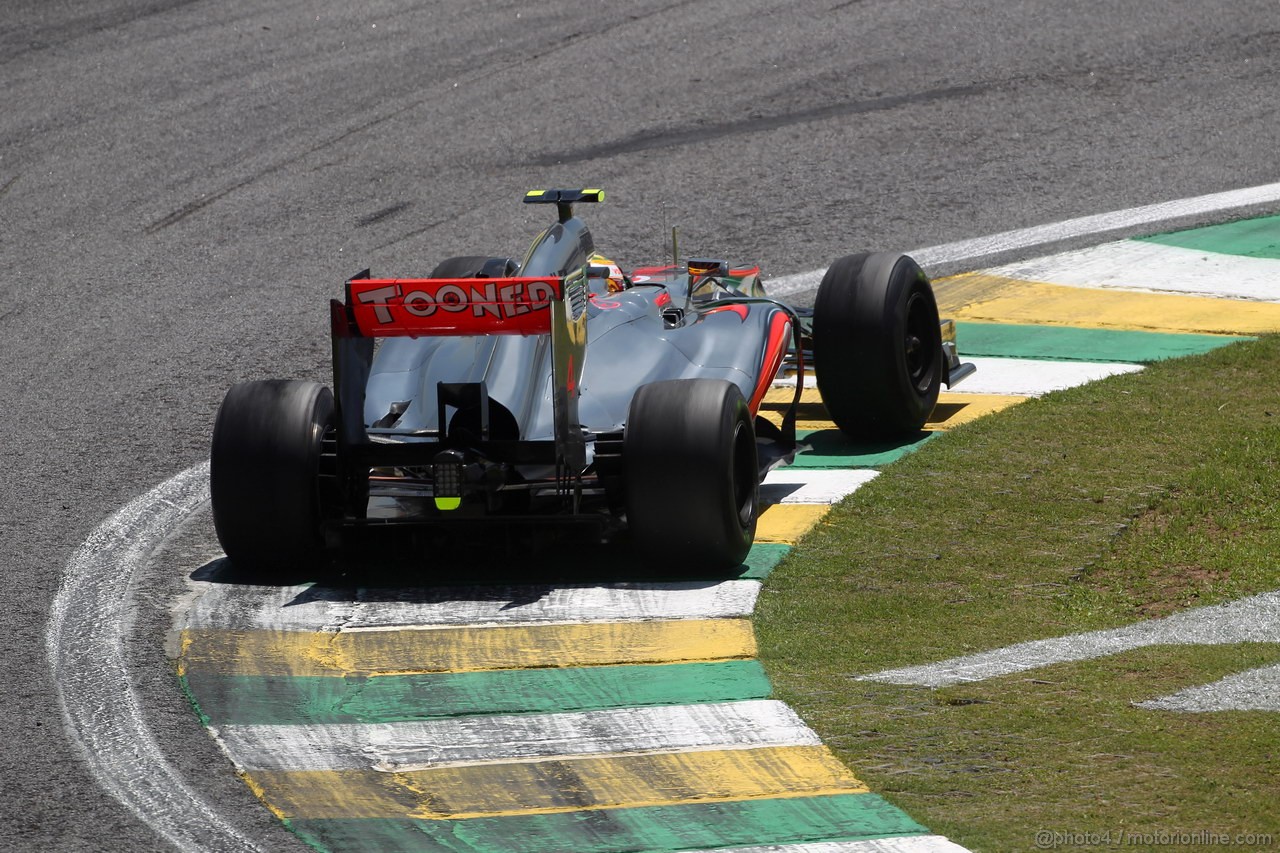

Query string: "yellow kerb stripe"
[[935, 273, 1280, 336], [245, 745, 867, 820], [759, 386, 828, 432], [929, 392, 1025, 427], [758, 387, 1023, 432], [757, 504, 829, 543], [179, 619, 756, 677]]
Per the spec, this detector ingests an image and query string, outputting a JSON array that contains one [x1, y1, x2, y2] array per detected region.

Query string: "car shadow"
[[795, 427, 934, 461], [189, 535, 763, 608]]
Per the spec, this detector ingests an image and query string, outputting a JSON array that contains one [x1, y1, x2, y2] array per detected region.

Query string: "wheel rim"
[[903, 290, 939, 393]]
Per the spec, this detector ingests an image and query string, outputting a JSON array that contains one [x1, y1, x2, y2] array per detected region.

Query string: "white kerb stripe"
[[984, 239, 1280, 303], [949, 357, 1141, 397], [761, 469, 878, 505], [216, 700, 821, 771], [183, 579, 762, 631]]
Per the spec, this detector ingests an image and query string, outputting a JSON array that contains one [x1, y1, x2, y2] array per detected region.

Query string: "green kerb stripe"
[[740, 542, 790, 577], [288, 793, 927, 853], [955, 321, 1249, 363], [791, 430, 934, 469], [182, 659, 773, 726], [1137, 215, 1280, 259]]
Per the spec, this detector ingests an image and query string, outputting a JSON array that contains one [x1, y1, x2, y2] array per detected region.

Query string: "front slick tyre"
[[813, 252, 943, 439], [625, 379, 758, 573], [210, 379, 334, 574]]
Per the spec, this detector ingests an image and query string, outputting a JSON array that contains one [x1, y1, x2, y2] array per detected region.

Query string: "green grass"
[[756, 335, 1280, 851]]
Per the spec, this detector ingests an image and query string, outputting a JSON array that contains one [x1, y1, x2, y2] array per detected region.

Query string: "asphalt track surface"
[[5, 1, 1280, 850]]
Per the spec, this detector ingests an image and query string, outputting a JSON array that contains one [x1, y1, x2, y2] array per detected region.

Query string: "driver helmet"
[[589, 253, 628, 293]]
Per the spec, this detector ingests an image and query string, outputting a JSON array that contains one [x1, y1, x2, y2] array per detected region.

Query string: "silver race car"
[[210, 189, 973, 572]]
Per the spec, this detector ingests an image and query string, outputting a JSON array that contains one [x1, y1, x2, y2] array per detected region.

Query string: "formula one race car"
[[210, 189, 973, 572]]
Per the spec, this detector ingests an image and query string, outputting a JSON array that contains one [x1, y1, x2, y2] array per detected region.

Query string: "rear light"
[[431, 450, 465, 511]]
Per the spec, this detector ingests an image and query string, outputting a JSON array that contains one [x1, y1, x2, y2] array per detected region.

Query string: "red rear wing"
[[347, 276, 564, 337]]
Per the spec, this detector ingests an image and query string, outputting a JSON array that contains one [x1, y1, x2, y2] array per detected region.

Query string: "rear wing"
[[330, 268, 591, 482], [346, 274, 571, 337]]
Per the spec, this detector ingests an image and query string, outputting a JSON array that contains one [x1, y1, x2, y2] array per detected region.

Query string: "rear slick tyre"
[[428, 256, 519, 278], [813, 252, 943, 438], [624, 379, 758, 572], [210, 379, 334, 573]]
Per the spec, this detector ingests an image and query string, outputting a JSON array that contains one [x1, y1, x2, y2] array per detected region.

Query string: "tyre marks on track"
[[180, 619, 759, 677], [48, 462, 264, 853], [218, 700, 826, 772], [186, 661, 776, 726], [251, 746, 868, 821]]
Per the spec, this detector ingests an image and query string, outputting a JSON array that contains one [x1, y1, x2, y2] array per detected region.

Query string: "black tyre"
[[813, 252, 943, 438], [210, 379, 334, 571], [624, 379, 758, 571], [429, 255, 519, 278]]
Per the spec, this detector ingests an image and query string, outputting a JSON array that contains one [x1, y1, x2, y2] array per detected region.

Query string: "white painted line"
[[860, 590, 1280, 688], [767, 180, 1280, 297], [183, 579, 763, 631], [217, 700, 821, 771], [985, 240, 1280, 303], [947, 356, 1141, 397], [761, 469, 878, 505], [45, 462, 264, 853], [680, 836, 972, 853], [1138, 663, 1280, 712]]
